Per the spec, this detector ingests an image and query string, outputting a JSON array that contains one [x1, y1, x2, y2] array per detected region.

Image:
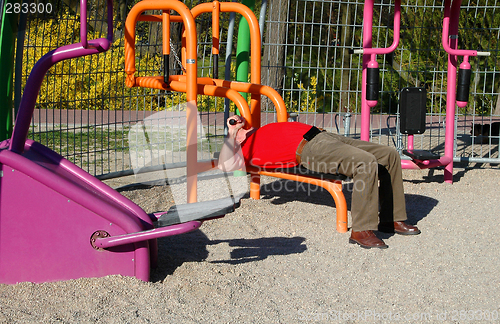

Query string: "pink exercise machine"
[[0, 0, 239, 284], [354, 0, 490, 183]]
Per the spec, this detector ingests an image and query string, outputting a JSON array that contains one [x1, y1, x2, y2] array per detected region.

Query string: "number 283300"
[[6, 2, 53, 14]]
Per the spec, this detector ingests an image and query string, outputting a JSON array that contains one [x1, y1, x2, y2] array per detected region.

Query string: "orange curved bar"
[[191, 1, 262, 127], [247, 167, 348, 233], [132, 77, 252, 127], [210, 79, 288, 123], [212, 1, 220, 55], [221, 2, 262, 127], [190, 2, 213, 19], [125, 0, 198, 203], [190, 3, 221, 55], [217, 3, 261, 83], [125, 0, 197, 93], [163, 11, 170, 55], [167, 80, 252, 128], [170, 76, 288, 123]]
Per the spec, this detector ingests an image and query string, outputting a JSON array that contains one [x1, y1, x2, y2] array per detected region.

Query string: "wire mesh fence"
[[13, 0, 500, 179]]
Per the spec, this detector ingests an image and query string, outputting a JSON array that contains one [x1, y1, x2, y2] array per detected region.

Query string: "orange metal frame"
[[124, 0, 348, 233]]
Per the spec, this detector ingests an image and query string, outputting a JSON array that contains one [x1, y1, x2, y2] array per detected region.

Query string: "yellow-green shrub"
[[22, 10, 231, 112]]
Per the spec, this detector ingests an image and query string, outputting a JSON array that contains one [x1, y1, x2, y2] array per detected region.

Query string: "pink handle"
[[9, 0, 114, 154], [442, 0, 489, 57], [352, 0, 401, 55], [80, 0, 114, 48], [94, 221, 203, 248]]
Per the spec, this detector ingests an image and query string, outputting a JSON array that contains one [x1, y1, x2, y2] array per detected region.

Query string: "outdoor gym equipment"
[[0, 0, 241, 284], [124, 0, 348, 233], [353, 0, 490, 183]]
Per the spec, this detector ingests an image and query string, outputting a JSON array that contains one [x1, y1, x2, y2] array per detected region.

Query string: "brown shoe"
[[378, 221, 421, 235], [349, 230, 388, 249]]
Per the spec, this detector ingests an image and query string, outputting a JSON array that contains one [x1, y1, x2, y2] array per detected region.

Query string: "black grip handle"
[[213, 54, 219, 79], [366, 67, 380, 101], [163, 54, 169, 85], [229, 119, 237, 125], [456, 68, 471, 102]]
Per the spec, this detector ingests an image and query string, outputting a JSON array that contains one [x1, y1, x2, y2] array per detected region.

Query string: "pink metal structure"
[[0, 0, 239, 284], [353, 0, 401, 140], [357, 0, 490, 183]]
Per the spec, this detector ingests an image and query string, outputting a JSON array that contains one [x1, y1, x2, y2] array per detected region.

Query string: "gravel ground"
[[1, 166, 500, 323]]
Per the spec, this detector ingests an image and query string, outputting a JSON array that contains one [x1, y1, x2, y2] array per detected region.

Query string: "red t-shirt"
[[240, 122, 313, 168]]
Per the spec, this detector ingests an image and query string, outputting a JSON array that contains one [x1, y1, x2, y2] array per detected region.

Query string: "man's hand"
[[227, 116, 245, 135]]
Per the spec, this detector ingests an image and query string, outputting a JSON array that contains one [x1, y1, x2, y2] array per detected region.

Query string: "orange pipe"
[[125, 1, 197, 89], [170, 76, 288, 125], [169, 80, 253, 127], [212, 1, 220, 55], [191, 2, 262, 127], [215, 2, 264, 197], [132, 76, 253, 129], [221, 2, 262, 128], [133, 76, 166, 89], [162, 11, 170, 55], [211, 79, 288, 123], [190, 2, 213, 19], [125, 0, 198, 203], [250, 174, 261, 200]]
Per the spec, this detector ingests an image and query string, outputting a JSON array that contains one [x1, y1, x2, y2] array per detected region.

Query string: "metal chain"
[[170, 42, 186, 73]]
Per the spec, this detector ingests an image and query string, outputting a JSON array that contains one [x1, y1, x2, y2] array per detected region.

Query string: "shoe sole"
[[349, 238, 388, 249], [378, 228, 422, 236], [395, 230, 421, 235]]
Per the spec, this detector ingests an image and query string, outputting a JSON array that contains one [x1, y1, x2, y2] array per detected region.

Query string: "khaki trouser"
[[299, 132, 407, 231]]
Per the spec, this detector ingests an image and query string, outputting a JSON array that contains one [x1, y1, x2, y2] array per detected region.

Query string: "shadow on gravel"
[[403, 166, 474, 184], [405, 194, 438, 224], [259, 179, 353, 209], [258, 179, 438, 219], [209, 237, 307, 265], [150, 178, 437, 281], [257, 179, 437, 239], [378, 193, 438, 239], [151, 230, 307, 282]]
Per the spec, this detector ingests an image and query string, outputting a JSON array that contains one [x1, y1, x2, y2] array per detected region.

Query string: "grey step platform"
[[156, 197, 240, 227]]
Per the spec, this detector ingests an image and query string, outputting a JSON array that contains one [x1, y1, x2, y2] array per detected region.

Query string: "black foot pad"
[[403, 149, 440, 161]]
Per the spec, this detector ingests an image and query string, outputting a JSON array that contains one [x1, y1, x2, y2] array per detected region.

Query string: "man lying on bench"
[[218, 115, 420, 249]]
